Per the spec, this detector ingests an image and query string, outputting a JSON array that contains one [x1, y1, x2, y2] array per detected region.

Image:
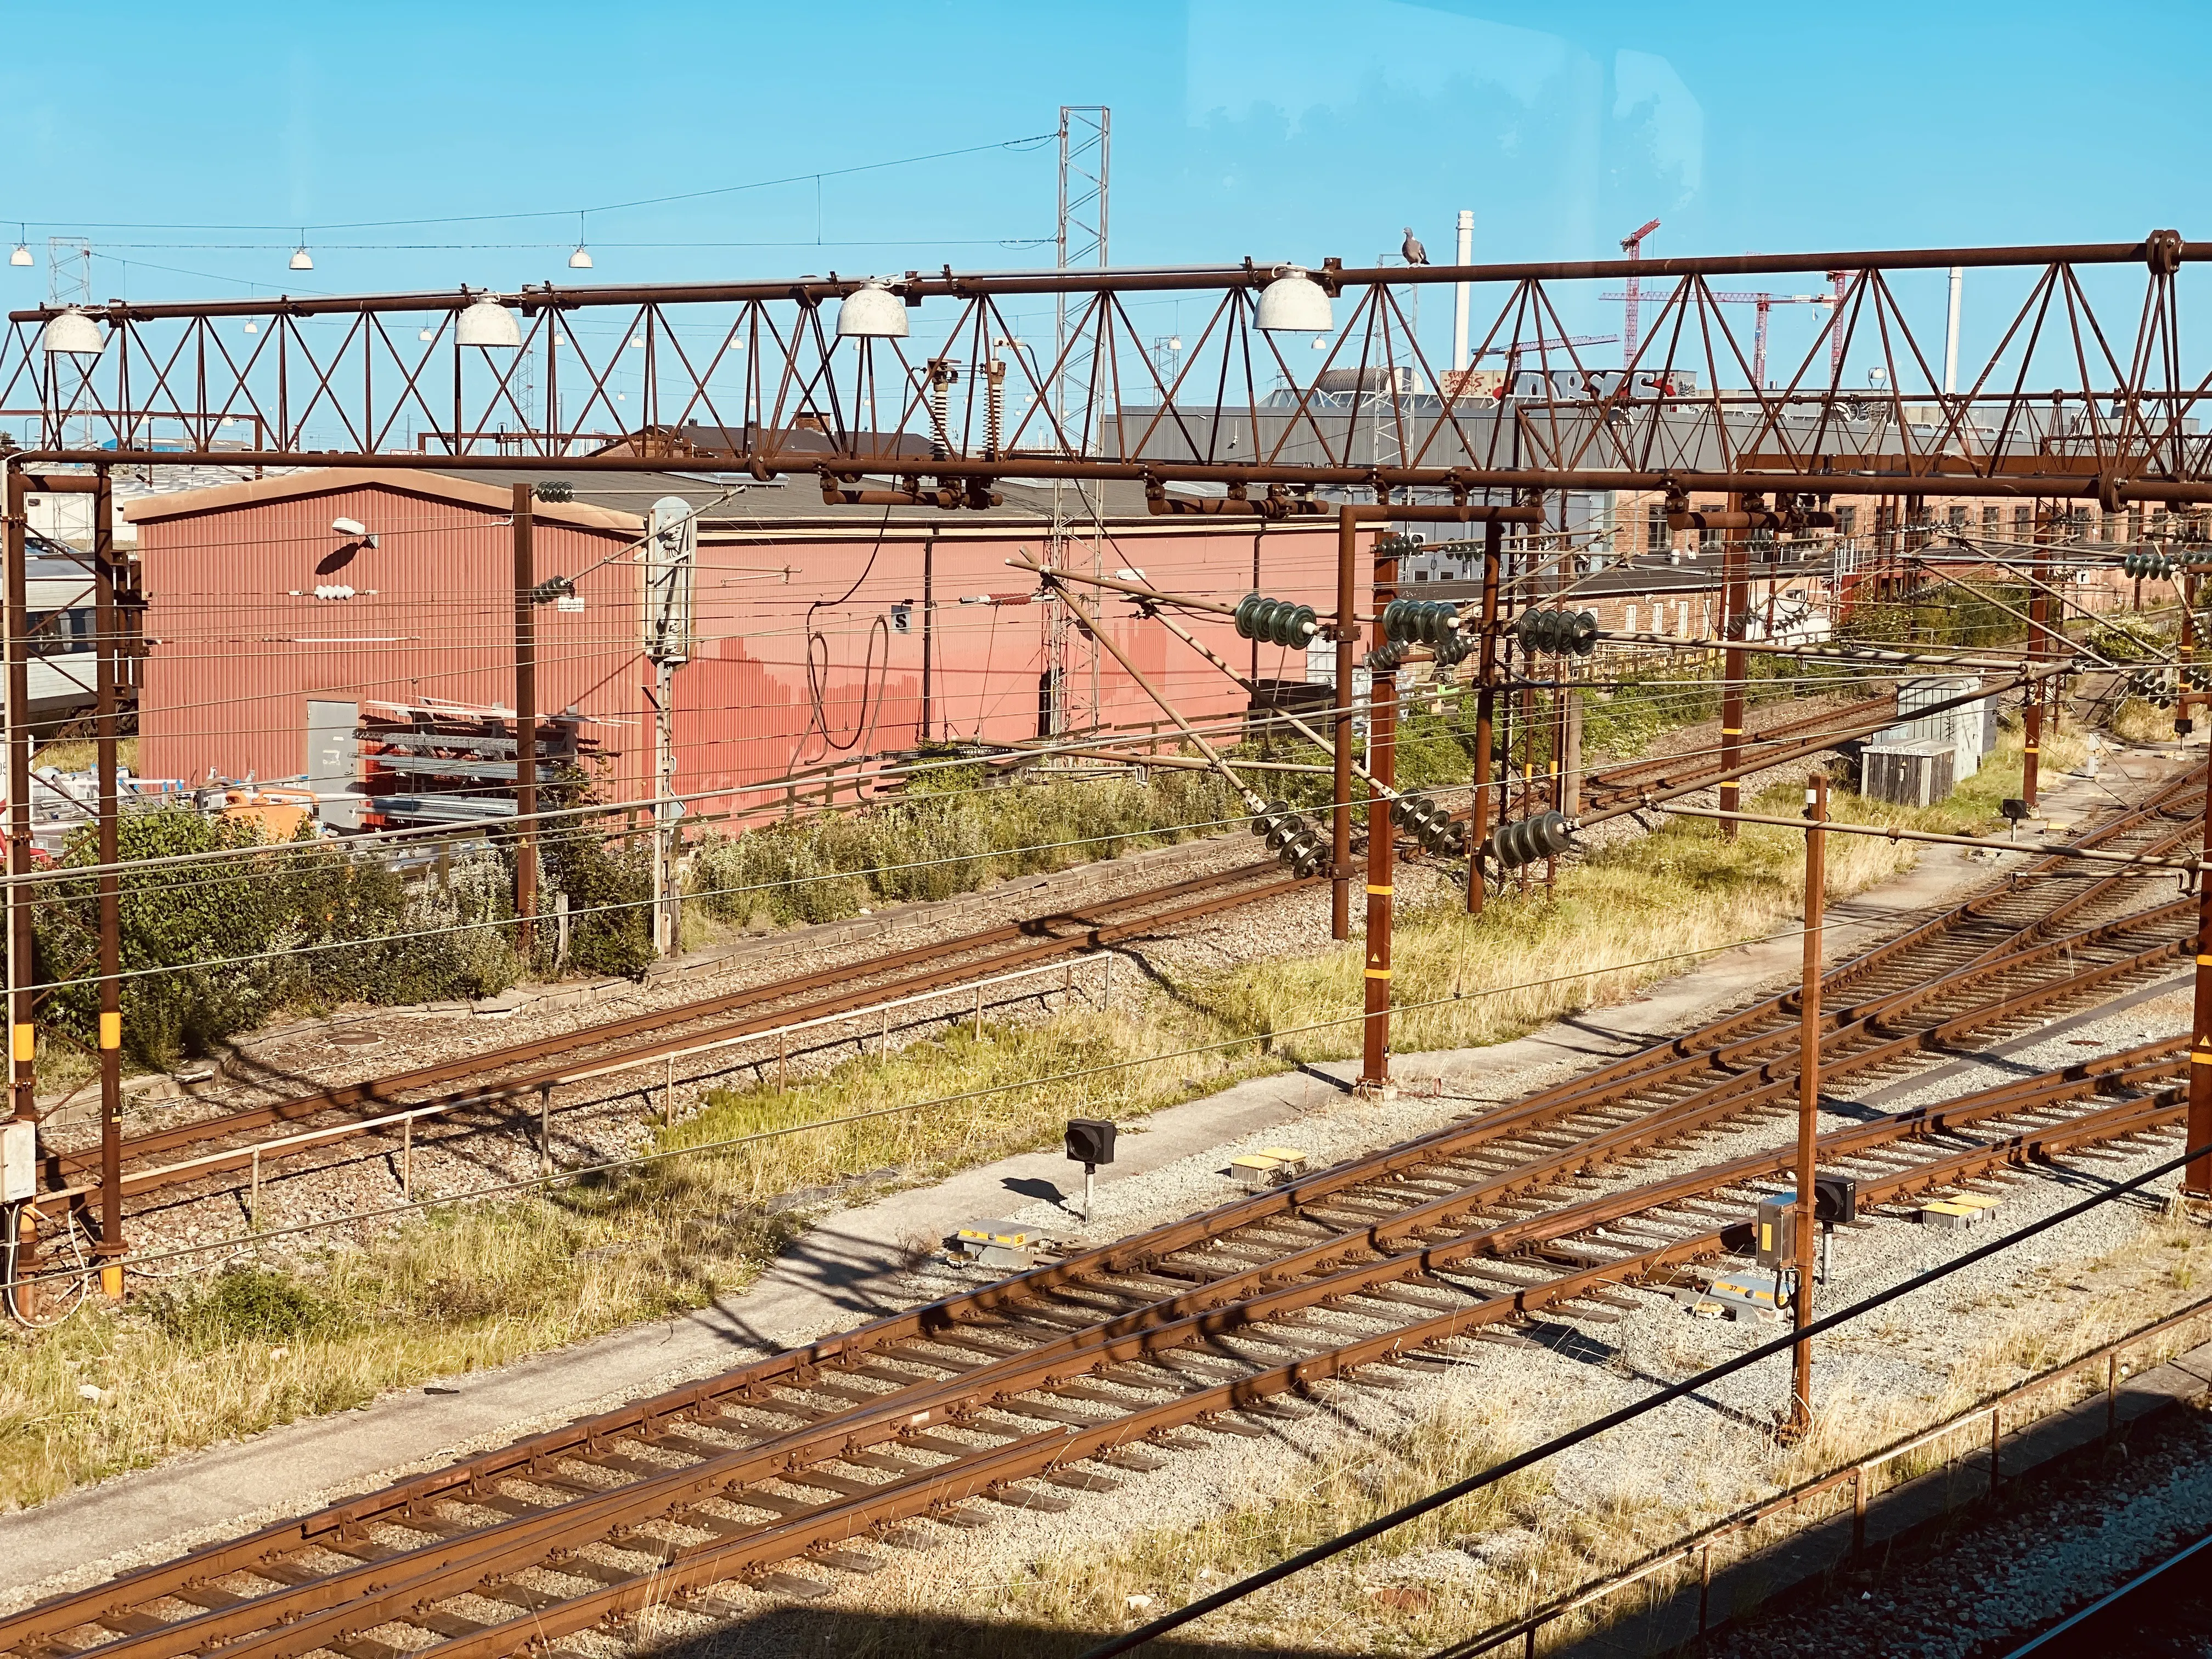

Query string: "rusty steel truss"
[[4, 234, 2210, 510]]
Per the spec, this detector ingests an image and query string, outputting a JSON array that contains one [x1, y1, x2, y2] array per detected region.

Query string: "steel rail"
[[1577, 693, 1898, 811], [1998, 1526, 2212, 1656], [82, 762, 2188, 1239], [3, 792, 2193, 1657], [27, 1032, 2189, 1659], [37, 861, 1311, 1208]]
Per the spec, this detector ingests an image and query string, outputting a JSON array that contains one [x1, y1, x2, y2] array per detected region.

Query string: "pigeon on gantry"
[[1401, 226, 1430, 266]]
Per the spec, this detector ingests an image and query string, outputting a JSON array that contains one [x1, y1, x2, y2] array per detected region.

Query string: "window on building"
[[2014, 505, 2033, 535], [1835, 505, 1857, 537], [1982, 506, 2001, 533], [1948, 505, 1967, 529]]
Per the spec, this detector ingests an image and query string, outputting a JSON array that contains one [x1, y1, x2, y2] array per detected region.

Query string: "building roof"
[[121, 467, 643, 533]]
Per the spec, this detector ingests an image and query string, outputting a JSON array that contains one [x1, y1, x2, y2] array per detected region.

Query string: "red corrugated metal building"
[[125, 469, 1344, 821]]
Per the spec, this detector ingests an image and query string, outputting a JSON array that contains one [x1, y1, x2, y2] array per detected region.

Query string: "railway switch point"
[[1229, 1147, 1310, 1189], [947, 1219, 1057, 1270], [1918, 1193, 2004, 1232], [1680, 1269, 1786, 1323]]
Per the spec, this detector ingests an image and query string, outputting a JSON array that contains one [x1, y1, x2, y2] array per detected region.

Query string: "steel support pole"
[[1791, 773, 1827, 1431], [1719, 500, 1749, 838], [1466, 517, 1501, 916], [2, 463, 30, 1311], [93, 466, 123, 1295], [1361, 534, 1398, 1092], [2187, 748, 2212, 1199], [1331, 506, 1357, 941], [511, 483, 538, 956], [2023, 509, 2050, 812]]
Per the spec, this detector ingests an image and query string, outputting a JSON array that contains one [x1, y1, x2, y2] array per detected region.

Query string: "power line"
[[9, 131, 1060, 237]]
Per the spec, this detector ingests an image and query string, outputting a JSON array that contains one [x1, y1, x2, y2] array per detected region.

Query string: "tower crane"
[[1618, 218, 1662, 366]]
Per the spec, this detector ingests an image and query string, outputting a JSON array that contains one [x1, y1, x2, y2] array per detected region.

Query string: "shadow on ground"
[[645, 1605, 1367, 1658]]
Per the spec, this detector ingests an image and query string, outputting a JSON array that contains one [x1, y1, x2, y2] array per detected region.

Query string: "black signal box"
[[1814, 1173, 1859, 1224], [1065, 1119, 1117, 1168]]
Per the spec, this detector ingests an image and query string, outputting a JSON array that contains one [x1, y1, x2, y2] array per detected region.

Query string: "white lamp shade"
[[456, 297, 522, 348], [41, 308, 104, 356], [8, 245, 30, 268], [567, 246, 594, 269], [836, 282, 909, 340], [1255, 267, 1333, 332], [289, 247, 314, 271]]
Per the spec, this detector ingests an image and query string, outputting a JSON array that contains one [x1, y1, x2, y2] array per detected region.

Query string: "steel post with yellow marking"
[[1361, 532, 1400, 1091], [93, 464, 125, 1290], [2188, 759, 2212, 1200], [1719, 494, 1750, 839], [1, 460, 33, 1311]]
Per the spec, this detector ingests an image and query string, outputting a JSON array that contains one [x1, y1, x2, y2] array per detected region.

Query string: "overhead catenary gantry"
[[5, 231, 2212, 515], [8, 229, 2212, 1314]]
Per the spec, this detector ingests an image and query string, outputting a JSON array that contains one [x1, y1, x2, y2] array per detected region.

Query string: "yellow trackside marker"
[[2193, 1050, 2212, 1065], [1722, 727, 1742, 735], [1367, 884, 1393, 896], [1365, 967, 1392, 979], [2197, 955, 2212, 966], [10, 1024, 29, 1064], [99, 1012, 119, 1050]]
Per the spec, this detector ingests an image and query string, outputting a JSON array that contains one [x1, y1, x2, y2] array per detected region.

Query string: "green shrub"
[[144, 1265, 349, 1347], [27, 808, 520, 1067]]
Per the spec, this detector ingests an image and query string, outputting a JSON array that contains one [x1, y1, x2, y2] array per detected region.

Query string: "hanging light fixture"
[[567, 211, 593, 270], [1255, 264, 1333, 332], [40, 307, 105, 356], [9, 227, 30, 268], [836, 279, 908, 339], [456, 293, 522, 348], [244, 320, 258, 334], [418, 325, 436, 342], [289, 232, 314, 272]]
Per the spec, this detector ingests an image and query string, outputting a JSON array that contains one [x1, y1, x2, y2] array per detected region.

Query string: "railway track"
[[5, 768, 2200, 1659], [36, 860, 1316, 1219], [1578, 690, 1897, 813], [1998, 1525, 2212, 1655], [41, 693, 1905, 1227]]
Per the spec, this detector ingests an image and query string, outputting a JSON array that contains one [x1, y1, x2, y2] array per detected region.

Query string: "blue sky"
[[2, 0, 2202, 373]]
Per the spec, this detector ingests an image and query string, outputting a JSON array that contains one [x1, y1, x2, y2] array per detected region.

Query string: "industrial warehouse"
[[0, 13, 2207, 1659]]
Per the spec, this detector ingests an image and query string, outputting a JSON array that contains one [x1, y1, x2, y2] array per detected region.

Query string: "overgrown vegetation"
[[0, 1192, 794, 1508], [687, 765, 1241, 928], [30, 809, 518, 1070]]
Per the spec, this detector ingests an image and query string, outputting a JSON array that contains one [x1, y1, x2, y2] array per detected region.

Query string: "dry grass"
[[2108, 696, 2176, 746], [0, 730, 2073, 1510], [0, 1192, 791, 1510]]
